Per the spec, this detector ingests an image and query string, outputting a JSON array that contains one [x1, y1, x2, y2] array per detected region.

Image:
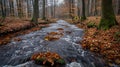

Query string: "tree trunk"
[[86, 0, 89, 16], [9, 0, 14, 16], [32, 0, 39, 24], [71, 0, 75, 19], [118, 0, 120, 14], [42, 0, 46, 20], [69, 0, 72, 18], [77, 0, 80, 18], [16, 0, 23, 18], [0, 0, 6, 23], [45, 0, 48, 19], [99, 0, 118, 30], [94, 0, 98, 16], [0, 0, 6, 17], [81, 0, 86, 21], [89, 0, 92, 16], [53, 0, 56, 18], [51, 0, 53, 18]]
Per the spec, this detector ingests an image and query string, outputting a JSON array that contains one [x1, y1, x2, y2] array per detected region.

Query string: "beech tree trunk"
[[81, 0, 86, 21], [0, 0, 6, 17], [118, 0, 120, 14], [42, 0, 46, 20], [99, 0, 118, 30], [32, 0, 39, 24], [77, 0, 80, 18]]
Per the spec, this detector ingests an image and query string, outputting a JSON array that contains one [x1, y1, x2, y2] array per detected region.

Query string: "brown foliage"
[[44, 31, 64, 41], [0, 17, 49, 45], [31, 52, 63, 66], [77, 16, 120, 65], [0, 17, 33, 34]]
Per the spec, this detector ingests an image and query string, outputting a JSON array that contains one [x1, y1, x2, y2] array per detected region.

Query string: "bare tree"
[[99, 0, 118, 30], [81, 0, 86, 20], [42, 0, 46, 20], [32, 0, 39, 24]]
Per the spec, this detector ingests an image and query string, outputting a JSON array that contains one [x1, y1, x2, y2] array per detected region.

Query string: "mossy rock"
[[34, 58, 65, 66], [34, 58, 45, 65], [55, 59, 66, 65], [31, 52, 66, 66]]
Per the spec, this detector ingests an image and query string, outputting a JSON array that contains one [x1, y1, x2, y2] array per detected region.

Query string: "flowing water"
[[0, 20, 119, 67]]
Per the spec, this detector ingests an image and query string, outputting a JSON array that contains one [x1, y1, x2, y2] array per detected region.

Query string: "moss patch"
[[99, 18, 117, 30]]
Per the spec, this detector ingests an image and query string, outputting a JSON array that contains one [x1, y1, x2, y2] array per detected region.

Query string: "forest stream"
[[0, 20, 118, 67]]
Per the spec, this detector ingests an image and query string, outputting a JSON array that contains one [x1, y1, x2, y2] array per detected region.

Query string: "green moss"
[[87, 22, 97, 28], [80, 16, 86, 21], [73, 16, 79, 21], [31, 17, 38, 24], [35, 58, 45, 65], [0, 23, 3, 26], [55, 59, 65, 65], [34, 57, 66, 65], [99, 17, 117, 30]]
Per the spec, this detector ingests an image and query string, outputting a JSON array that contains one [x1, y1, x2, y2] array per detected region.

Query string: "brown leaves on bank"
[[0, 35, 11, 45], [0, 17, 49, 45], [0, 17, 33, 34], [77, 16, 120, 65]]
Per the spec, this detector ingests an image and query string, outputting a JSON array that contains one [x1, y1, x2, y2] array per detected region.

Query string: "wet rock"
[[67, 62, 82, 67]]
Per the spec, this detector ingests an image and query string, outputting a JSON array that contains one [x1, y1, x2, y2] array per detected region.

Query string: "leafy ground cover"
[[76, 16, 120, 65], [0, 17, 57, 45]]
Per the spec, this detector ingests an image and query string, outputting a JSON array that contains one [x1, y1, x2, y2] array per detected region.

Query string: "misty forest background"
[[0, 0, 120, 19]]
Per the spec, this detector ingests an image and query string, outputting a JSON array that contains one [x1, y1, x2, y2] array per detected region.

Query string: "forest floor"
[[0, 17, 57, 45], [71, 16, 120, 66]]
